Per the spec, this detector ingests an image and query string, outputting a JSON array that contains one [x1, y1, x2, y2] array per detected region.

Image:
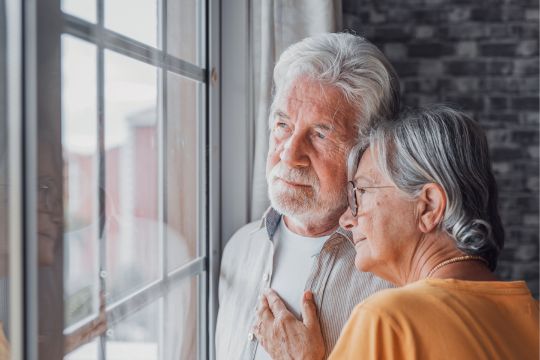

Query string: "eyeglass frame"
[[347, 180, 394, 217]]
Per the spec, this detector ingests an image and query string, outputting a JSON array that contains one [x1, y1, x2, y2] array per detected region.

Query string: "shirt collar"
[[256, 207, 353, 246]]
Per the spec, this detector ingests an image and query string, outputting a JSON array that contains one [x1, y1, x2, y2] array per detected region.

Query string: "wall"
[[344, 0, 539, 296]]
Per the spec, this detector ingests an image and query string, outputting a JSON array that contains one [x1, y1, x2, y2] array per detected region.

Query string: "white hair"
[[349, 105, 504, 271], [270, 32, 401, 137]]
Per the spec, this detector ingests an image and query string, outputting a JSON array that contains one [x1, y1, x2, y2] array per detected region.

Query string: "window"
[[59, 1, 208, 359], [2, 0, 220, 358]]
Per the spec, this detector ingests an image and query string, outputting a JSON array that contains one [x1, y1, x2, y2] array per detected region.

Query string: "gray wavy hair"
[[270, 32, 401, 137], [348, 105, 504, 270]]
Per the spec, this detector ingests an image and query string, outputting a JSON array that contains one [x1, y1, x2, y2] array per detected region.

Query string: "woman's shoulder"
[[352, 280, 445, 319]]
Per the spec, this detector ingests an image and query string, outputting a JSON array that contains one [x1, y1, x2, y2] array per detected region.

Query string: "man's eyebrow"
[[313, 123, 334, 131], [275, 110, 290, 119]]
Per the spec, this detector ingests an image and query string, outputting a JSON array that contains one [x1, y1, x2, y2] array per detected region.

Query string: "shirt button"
[[262, 273, 269, 282], [248, 332, 255, 342]]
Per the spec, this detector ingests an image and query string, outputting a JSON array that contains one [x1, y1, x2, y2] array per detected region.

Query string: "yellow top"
[[329, 279, 539, 360]]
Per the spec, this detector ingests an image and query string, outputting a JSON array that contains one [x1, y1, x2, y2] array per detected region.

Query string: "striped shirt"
[[216, 208, 393, 360]]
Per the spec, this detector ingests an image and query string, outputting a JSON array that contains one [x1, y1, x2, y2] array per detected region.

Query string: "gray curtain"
[[249, 0, 343, 221]]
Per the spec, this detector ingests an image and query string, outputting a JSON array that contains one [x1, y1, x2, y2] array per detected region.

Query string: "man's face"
[[266, 76, 358, 223]]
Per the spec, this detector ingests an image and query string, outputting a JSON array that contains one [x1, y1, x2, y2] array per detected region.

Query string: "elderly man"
[[216, 33, 401, 359]]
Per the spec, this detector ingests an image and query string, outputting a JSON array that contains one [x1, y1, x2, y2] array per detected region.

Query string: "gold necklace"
[[427, 255, 489, 279]]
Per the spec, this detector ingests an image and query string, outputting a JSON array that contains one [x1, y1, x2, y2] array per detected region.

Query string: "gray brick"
[[516, 40, 539, 57], [446, 24, 489, 39], [504, 6, 526, 21], [479, 43, 517, 57], [446, 60, 487, 76], [488, 97, 509, 111], [446, 78, 480, 92], [418, 60, 444, 75], [455, 41, 478, 58], [471, 7, 503, 21], [525, 8, 539, 20], [372, 26, 413, 41], [512, 97, 539, 111], [487, 60, 514, 75], [384, 43, 407, 61], [519, 112, 540, 126], [393, 60, 420, 77], [408, 42, 454, 58], [448, 7, 471, 22], [415, 25, 435, 39]]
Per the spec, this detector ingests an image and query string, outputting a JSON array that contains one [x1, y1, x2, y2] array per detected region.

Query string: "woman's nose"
[[339, 207, 356, 230]]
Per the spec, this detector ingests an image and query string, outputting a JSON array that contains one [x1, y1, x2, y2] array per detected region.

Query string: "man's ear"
[[416, 183, 447, 234]]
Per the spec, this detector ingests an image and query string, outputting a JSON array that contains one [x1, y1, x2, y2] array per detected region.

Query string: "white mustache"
[[269, 163, 319, 188]]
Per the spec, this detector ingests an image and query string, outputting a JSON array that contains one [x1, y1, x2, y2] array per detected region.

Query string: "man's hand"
[[253, 289, 325, 360]]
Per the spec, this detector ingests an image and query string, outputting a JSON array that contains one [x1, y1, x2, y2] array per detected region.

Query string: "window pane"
[[167, 0, 205, 66], [104, 51, 160, 303], [64, 338, 100, 360], [106, 300, 160, 360], [166, 74, 200, 271], [165, 276, 198, 359], [61, 35, 100, 329], [105, 0, 158, 48], [61, 0, 97, 23]]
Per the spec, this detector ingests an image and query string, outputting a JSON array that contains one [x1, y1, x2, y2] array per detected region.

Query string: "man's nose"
[[339, 208, 356, 230], [280, 134, 309, 168]]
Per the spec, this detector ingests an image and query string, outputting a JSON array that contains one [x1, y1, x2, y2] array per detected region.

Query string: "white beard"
[[267, 162, 348, 223]]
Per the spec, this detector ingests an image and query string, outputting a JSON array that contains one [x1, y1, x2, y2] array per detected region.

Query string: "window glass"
[[167, 0, 205, 66], [64, 338, 100, 359], [166, 73, 200, 271], [164, 276, 198, 359], [105, 0, 158, 47], [61, 0, 97, 23], [61, 35, 100, 329], [106, 300, 160, 359], [104, 50, 160, 303]]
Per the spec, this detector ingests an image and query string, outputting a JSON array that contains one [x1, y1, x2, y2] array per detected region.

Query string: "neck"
[[392, 233, 496, 286], [283, 215, 339, 237]]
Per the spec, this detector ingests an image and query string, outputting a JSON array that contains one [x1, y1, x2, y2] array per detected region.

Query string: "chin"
[[269, 185, 314, 214], [354, 253, 374, 273]]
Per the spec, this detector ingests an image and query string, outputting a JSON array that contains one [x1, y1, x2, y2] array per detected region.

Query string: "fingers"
[[253, 294, 273, 340], [257, 294, 274, 322], [301, 290, 320, 331], [264, 289, 289, 318]]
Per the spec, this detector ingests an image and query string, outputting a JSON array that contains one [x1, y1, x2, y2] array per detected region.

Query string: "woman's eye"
[[276, 122, 288, 129], [358, 188, 366, 195], [315, 132, 326, 139]]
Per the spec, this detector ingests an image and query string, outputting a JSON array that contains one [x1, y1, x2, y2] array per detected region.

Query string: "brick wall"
[[344, 0, 539, 297]]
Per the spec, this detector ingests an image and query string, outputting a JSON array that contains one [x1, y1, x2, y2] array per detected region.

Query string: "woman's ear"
[[416, 183, 447, 233]]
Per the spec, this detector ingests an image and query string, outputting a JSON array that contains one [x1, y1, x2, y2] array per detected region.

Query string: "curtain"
[[249, 0, 343, 221]]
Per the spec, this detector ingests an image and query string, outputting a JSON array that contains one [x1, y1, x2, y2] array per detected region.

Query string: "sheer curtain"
[[249, 0, 343, 221]]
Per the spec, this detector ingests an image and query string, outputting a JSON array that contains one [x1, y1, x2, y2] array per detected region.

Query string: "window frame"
[[9, 0, 222, 358]]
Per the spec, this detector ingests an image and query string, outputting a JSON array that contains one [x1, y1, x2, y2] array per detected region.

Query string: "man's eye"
[[315, 132, 326, 139], [277, 122, 288, 128]]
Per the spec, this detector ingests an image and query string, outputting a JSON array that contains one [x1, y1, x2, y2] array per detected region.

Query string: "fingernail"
[[304, 291, 313, 301]]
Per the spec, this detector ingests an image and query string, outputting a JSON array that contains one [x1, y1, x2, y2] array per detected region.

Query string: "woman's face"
[[339, 147, 420, 282]]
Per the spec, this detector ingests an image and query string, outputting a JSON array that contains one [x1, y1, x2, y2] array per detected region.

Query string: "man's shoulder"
[[221, 219, 269, 263], [225, 220, 263, 248]]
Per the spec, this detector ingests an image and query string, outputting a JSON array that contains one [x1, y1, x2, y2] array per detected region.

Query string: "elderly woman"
[[253, 106, 539, 359]]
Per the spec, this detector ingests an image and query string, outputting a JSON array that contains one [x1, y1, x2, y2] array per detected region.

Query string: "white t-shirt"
[[254, 218, 330, 360]]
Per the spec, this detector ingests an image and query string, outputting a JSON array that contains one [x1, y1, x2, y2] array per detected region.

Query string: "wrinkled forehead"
[[273, 76, 358, 126]]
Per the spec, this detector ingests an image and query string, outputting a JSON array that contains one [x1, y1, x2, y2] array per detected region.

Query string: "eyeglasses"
[[347, 181, 394, 217]]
